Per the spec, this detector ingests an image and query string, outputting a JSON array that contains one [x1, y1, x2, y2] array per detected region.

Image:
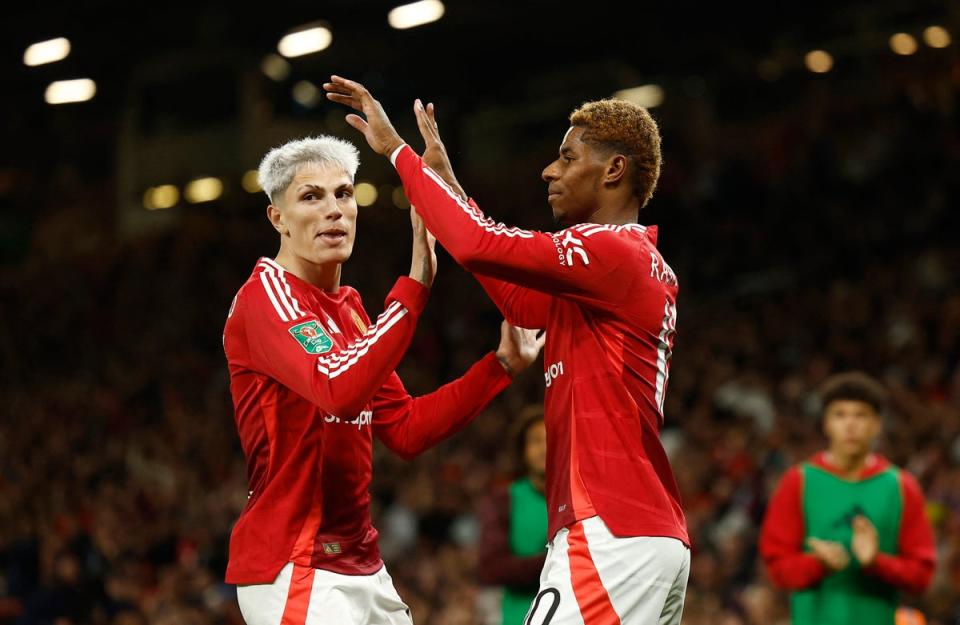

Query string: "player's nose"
[[542, 160, 558, 182]]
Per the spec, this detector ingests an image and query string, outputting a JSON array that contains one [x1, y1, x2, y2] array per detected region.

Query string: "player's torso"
[[540, 232, 685, 539], [224, 270, 379, 542]]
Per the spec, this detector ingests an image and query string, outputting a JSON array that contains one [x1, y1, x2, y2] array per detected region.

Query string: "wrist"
[[496, 352, 515, 378]]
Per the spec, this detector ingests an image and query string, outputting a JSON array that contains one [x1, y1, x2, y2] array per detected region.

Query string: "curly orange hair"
[[570, 99, 662, 208]]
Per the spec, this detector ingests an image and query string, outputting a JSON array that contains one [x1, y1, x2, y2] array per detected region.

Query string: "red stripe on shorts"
[[567, 522, 621, 625], [280, 564, 316, 625]]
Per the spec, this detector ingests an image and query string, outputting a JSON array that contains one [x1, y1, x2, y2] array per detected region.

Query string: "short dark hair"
[[569, 99, 662, 208], [820, 372, 887, 415]]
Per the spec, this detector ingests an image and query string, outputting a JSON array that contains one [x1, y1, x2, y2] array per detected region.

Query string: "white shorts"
[[236, 562, 413, 625], [525, 516, 690, 625]]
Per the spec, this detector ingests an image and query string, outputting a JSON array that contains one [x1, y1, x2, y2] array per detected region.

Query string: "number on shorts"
[[524, 588, 560, 625]]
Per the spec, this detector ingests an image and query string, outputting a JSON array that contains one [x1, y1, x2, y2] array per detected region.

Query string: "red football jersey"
[[223, 257, 511, 584], [393, 145, 688, 544]]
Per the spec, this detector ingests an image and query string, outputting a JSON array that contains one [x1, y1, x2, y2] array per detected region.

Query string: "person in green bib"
[[478, 407, 548, 625], [760, 372, 936, 625]]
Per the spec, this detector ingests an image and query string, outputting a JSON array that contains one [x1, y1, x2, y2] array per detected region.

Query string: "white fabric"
[[236, 562, 413, 625], [526, 516, 689, 625]]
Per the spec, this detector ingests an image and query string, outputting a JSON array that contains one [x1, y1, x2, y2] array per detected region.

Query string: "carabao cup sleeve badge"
[[288, 321, 334, 354]]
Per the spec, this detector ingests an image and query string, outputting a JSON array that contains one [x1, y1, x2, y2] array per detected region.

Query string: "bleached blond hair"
[[257, 135, 360, 203]]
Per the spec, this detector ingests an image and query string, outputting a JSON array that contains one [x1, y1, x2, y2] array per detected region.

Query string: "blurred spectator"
[[477, 407, 547, 625], [760, 373, 936, 625]]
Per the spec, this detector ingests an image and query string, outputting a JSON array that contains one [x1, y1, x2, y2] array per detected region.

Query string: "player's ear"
[[604, 154, 628, 186], [267, 204, 288, 236]]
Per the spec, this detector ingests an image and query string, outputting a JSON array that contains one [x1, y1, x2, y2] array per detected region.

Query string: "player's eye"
[[303, 193, 317, 201], [337, 189, 353, 199]]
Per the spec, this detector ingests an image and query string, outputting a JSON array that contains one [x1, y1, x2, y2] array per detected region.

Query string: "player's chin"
[[309, 245, 353, 266]]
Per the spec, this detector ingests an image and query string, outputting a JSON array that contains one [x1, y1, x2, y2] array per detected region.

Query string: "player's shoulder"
[[566, 222, 653, 242], [234, 258, 310, 323]]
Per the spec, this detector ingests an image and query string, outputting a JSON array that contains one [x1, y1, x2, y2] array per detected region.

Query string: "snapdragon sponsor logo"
[[324, 409, 373, 430]]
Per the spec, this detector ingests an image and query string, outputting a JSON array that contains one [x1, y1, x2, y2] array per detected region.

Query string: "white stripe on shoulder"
[[422, 167, 534, 239], [258, 271, 289, 322], [259, 258, 306, 316], [257, 262, 307, 320]]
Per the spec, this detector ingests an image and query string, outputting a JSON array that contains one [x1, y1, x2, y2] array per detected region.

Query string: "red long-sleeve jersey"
[[222, 257, 511, 584], [760, 452, 936, 594], [392, 145, 688, 544]]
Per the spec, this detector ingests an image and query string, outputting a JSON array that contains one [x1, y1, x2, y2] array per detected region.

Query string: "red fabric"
[[223, 259, 511, 583], [279, 564, 315, 625], [395, 146, 688, 545], [862, 471, 936, 594], [759, 466, 829, 589], [567, 522, 621, 625]]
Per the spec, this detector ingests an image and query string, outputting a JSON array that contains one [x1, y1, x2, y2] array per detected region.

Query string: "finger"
[[427, 102, 438, 129], [326, 92, 364, 111], [413, 99, 435, 142], [344, 114, 370, 133]]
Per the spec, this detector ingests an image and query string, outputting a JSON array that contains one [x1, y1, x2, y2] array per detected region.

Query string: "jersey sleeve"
[[759, 466, 830, 589], [862, 471, 936, 594], [371, 353, 511, 460], [392, 145, 637, 312], [240, 275, 429, 418]]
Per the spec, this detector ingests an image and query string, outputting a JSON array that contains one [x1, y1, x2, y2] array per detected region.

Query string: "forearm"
[[764, 554, 829, 589], [375, 352, 510, 459], [308, 277, 428, 416], [863, 553, 934, 594]]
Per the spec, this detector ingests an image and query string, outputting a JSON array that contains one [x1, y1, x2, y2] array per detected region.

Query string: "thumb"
[[345, 114, 370, 134]]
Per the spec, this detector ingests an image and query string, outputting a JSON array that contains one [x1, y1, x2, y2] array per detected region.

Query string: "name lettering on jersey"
[[324, 409, 373, 430], [649, 252, 678, 286], [288, 320, 334, 354], [544, 361, 565, 388]]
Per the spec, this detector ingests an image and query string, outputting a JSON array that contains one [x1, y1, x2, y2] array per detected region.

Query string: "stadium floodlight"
[[923, 26, 951, 48], [388, 0, 445, 30], [24, 37, 71, 66], [356, 182, 378, 207], [278, 24, 332, 58], [242, 171, 262, 193], [613, 84, 665, 109], [185, 177, 224, 204], [292, 81, 321, 108], [143, 185, 179, 210], [804, 50, 833, 73], [261, 54, 291, 81], [890, 33, 918, 56], [44, 79, 96, 104]]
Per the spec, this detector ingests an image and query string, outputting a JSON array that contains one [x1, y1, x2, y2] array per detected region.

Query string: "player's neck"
[[825, 449, 871, 479], [586, 198, 639, 225], [528, 471, 545, 494], [274, 249, 342, 292]]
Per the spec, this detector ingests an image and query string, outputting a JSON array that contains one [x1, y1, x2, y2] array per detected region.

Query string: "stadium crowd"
[[1, 68, 958, 624]]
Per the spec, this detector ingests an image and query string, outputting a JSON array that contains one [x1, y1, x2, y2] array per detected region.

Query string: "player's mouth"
[[317, 228, 348, 245]]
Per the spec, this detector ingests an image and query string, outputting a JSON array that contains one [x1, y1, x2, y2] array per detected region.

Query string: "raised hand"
[[412, 99, 467, 201], [324, 76, 405, 156], [495, 321, 546, 378]]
